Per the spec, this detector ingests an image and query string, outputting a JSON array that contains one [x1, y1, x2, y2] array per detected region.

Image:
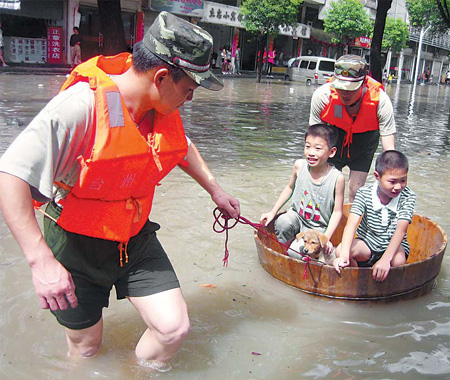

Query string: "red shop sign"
[[47, 27, 63, 64]]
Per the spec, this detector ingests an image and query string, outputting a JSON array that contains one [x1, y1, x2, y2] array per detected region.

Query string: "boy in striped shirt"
[[334, 150, 416, 281]]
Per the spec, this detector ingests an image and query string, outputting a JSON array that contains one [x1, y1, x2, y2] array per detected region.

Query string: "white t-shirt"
[[309, 82, 396, 137], [0, 82, 96, 202], [0, 82, 190, 203]]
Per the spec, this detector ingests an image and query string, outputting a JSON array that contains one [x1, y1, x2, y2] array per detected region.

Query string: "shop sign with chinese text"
[[47, 27, 63, 64], [149, 0, 204, 17], [349, 36, 372, 48], [9, 37, 46, 63], [202, 1, 310, 39]]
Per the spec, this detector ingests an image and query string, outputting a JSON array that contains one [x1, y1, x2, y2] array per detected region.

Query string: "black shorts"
[[43, 202, 180, 330], [357, 249, 385, 267], [328, 128, 380, 172], [356, 238, 409, 267]]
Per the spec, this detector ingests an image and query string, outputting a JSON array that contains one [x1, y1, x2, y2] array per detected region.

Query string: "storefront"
[[72, 0, 142, 62], [347, 36, 372, 63], [0, 0, 142, 65], [0, 0, 65, 64], [197, 1, 310, 72]]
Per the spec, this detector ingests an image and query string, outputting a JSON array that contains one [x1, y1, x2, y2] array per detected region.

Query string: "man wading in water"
[[309, 55, 396, 202], [0, 12, 240, 372]]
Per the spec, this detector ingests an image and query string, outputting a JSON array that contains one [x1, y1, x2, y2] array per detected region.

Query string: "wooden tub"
[[254, 205, 447, 301]]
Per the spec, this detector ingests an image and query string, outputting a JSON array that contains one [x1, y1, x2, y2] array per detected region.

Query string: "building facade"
[[0, 0, 448, 83]]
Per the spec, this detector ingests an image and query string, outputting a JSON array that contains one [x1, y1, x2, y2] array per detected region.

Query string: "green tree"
[[406, 0, 448, 32], [382, 17, 409, 53], [323, 0, 372, 46], [241, 0, 303, 82]]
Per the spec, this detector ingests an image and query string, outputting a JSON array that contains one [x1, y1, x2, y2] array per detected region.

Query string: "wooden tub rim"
[[254, 212, 448, 271]]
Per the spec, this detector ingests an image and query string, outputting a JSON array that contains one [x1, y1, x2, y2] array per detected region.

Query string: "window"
[[308, 61, 317, 70], [299, 60, 309, 69], [319, 61, 335, 72], [293, 59, 300, 68]]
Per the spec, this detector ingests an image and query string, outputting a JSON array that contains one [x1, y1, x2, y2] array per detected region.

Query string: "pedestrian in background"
[[70, 26, 82, 67], [233, 46, 241, 75], [267, 49, 276, 77], [221, 46, 229, 74]]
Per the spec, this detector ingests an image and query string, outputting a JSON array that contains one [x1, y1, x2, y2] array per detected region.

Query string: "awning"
[[0, 1, 20, 10]]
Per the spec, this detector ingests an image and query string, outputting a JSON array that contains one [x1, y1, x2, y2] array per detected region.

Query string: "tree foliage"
[[241, 0, 303, 36], [323, 0, 372, 44], [406, 0, 448, 33], [241, 0, 303, 82], [382, 17, 409, 53]]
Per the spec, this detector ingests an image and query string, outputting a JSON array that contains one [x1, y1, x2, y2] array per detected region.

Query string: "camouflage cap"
[[330, 55, 367, 91], [143, 11, 223, 91]]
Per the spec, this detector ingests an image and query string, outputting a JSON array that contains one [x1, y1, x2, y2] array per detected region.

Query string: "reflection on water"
[[0, 75, 449, 379]]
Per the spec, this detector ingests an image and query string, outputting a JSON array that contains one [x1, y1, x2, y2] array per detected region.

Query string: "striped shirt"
[[350, 183, 416, 254]]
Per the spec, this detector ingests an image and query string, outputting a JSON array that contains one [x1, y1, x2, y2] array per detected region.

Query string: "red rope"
[[212, 207, 318, 272]]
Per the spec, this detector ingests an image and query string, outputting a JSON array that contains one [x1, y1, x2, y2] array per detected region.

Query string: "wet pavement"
[[0, 73, 449, 379]]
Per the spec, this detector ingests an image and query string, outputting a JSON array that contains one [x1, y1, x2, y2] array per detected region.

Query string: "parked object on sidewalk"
[[255, 204, 447, 301], [285, 56, 335, 85]]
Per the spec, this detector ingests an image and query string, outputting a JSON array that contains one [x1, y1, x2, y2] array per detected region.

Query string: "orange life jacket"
[[55, 53, 188, 246], [320, 76, 382, 153]]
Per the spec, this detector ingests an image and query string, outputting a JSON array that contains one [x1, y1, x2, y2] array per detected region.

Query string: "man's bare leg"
[[65, 317, 103, 358], [129, 288, 190, 369]]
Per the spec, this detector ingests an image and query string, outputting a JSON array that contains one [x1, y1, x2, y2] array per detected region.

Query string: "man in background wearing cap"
[[0, 12, 239, 371], [309, 54, 396, 202]]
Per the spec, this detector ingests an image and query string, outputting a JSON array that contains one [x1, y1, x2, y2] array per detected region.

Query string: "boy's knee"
[[274, 214, 296, 243], [274, 215, 288, 231], [391, 251, 407, 267]]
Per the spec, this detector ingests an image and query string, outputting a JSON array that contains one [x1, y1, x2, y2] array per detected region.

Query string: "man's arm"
[[0, 172, 78, 311], [378, 90, 396, 150], [179, 143, 240, 219], [309, 83, 331, 125], [381, 134, 395, 151]]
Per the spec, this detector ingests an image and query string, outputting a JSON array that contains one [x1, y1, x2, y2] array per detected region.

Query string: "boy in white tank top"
[[260, 124, 345, 258]]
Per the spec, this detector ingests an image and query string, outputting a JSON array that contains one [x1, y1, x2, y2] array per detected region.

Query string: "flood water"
[[0, 73, 449, 380]]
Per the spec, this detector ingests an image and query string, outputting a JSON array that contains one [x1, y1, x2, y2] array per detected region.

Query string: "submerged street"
[[0, 73, 449, 379]]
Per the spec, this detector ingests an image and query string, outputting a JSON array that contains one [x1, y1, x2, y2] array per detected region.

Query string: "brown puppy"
[[296, 229, 336, 265]]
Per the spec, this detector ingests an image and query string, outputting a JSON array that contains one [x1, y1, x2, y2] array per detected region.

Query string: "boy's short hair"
[[305, 124, 338, 149], [375, 150, 409, 176], [132, 41, 186, 83]]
